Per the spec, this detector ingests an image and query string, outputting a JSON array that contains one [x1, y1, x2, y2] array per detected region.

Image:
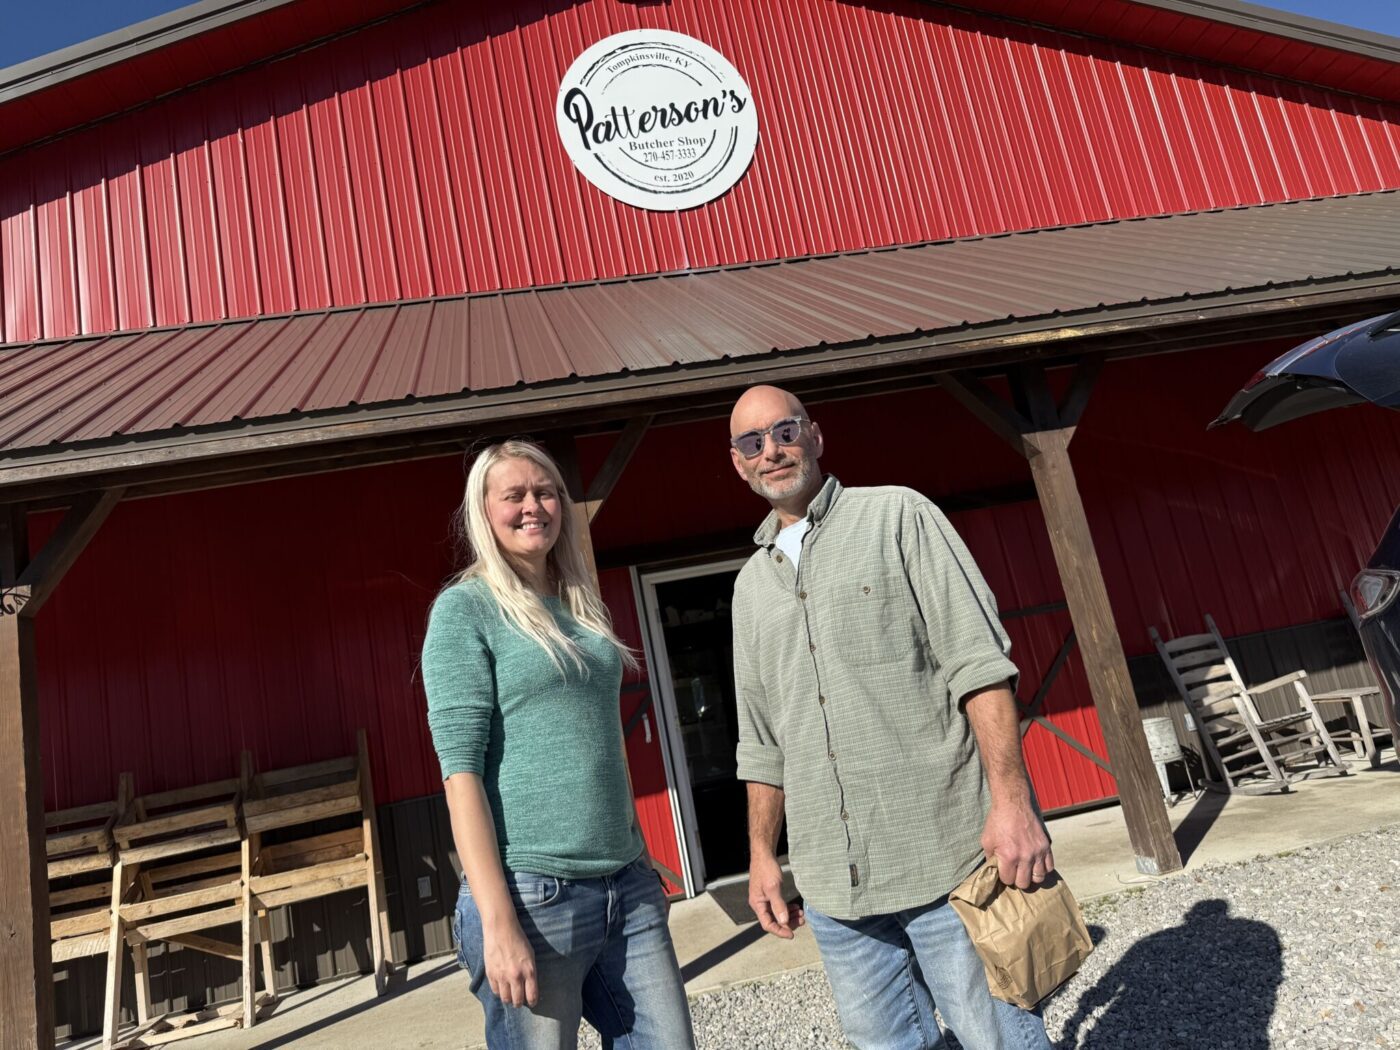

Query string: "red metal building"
[[3, 0, 1400, 1043]]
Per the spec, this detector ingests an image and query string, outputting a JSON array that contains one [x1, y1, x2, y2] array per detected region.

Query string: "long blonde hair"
[[453, 440, 637, 676]]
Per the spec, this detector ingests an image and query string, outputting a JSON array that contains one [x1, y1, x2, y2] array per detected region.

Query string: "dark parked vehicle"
[[1349, 507, 1400, 738], [1216, 310, 1400, 739]]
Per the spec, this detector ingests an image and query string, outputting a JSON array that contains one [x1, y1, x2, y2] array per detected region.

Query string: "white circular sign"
[[557, 30, 759, 211]]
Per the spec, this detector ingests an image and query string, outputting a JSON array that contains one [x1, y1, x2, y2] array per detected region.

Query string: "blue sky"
[[3, 0, 1400, 69]]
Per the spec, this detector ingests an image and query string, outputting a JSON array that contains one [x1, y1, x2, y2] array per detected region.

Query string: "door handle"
[[643, 713, 652, 744]]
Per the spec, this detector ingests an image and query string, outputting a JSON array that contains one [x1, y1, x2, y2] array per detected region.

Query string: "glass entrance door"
[[648, 567, 787, 884]]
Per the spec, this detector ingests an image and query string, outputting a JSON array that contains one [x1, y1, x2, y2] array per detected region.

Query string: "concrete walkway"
[[70, 758, 1400, 1049]]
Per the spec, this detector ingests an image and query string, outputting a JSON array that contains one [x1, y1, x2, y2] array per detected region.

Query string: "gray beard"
[[750, 458, 813, 503]]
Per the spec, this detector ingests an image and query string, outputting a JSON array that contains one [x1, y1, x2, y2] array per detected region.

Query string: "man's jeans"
[[452, 854, 695, 1050], [807, 895, 1053, 1050]]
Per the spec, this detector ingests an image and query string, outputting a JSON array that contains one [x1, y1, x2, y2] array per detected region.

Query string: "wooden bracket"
[[937, 373, 1034, 458], [1057, 356, 1104, 429], [545, 419, 652, 589], [1010, 363, 1060, 430], [12, 489, 125, 620], [940, 358, 1104, 457], [1018, 627, 1078, 736], [584, 416, 652, 521]]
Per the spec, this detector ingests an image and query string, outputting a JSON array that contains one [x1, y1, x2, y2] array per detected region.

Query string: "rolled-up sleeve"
[[903, 499, 1019, 705], [732, 590, 784, 787], [421, 586, 496, 780]]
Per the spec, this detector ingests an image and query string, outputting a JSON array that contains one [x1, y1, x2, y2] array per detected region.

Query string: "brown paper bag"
[[948, 860, 1094, 1009]]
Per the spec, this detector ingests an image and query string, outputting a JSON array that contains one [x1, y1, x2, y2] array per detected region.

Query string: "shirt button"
[[799, 591, 807, 600], [840, 810, 849, 821], [828, 751, 836, 761], [819, 695, 826, 705], [809, 643, 816, 653], [775, 553, 785, 563]]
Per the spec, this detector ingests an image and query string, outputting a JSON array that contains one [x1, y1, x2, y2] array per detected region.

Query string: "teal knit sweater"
[[421, 578, 644, 878]]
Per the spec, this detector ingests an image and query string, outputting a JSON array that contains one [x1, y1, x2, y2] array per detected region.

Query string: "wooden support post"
[[18, 489, 123, 617], [0, 505, 52, 1050], [938, 366, 1182, 876], [0, 491, 123, 1050], [549, 442, 601, 591], [132, 941, 153, 1025], [547, 419, 652, 591], [1023, 427, 1180, 874], [257, 911, 277, 1001]]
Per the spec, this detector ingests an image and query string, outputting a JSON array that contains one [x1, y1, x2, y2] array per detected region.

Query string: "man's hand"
[[981, 799, 1054, 890], [748, 853, 804, 938], [963, 683, 1054, 890]]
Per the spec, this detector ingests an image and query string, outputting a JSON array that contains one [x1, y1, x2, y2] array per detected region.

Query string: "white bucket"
[[1142, 716, 1183, 763], [1142, 716, 1187, 799]]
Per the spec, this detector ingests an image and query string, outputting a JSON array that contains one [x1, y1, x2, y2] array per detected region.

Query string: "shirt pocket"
[[828, 577, 920, 668]]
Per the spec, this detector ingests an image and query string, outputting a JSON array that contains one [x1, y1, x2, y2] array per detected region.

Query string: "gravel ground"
[[586, 825, 1400, 1049]]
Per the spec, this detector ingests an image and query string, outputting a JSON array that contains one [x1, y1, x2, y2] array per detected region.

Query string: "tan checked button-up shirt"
[[733, 477, 1019, 919]]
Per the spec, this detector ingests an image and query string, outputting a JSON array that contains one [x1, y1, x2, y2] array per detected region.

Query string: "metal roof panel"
[[2, 190, 1399, 457]]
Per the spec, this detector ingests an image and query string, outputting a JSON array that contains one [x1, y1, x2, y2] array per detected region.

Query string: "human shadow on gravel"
[[1060, 899, 1281, 1050]]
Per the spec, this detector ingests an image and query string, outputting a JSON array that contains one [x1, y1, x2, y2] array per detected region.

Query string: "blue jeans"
[[452, 854, 695, 1049], [807, 896, 1053, 1050]]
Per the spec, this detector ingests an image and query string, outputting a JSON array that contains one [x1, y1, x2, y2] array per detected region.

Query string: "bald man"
[[727, 385, 1054, 1050]]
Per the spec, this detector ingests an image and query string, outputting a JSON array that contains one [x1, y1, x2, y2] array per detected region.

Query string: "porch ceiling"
[[2, 190, 1400, 503]]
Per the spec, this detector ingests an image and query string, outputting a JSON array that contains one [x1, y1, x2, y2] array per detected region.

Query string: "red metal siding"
[[582, 344, 1400, 809], [31, 458, 688, 877], [0, 0, 418, 157], [7, 0, 1400, 343], [958, 504, 1119, 812], [578, 401, 1116, 811], [32, 457, 464, 811], [1078, 342, 1400, 648], [32, 339, 1400, 817]]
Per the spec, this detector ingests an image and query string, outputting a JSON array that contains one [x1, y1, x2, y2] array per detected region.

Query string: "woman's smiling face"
[[485, 456, 563, 571]]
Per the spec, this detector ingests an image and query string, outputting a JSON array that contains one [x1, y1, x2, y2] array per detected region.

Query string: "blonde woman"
[[422, 440, 695, 1050]]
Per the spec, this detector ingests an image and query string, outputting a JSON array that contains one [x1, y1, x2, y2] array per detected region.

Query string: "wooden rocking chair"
[[1150, 615, 1348, 794]]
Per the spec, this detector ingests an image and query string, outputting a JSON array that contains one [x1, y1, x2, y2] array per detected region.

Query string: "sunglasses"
[[730, 417, 808, 459]]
